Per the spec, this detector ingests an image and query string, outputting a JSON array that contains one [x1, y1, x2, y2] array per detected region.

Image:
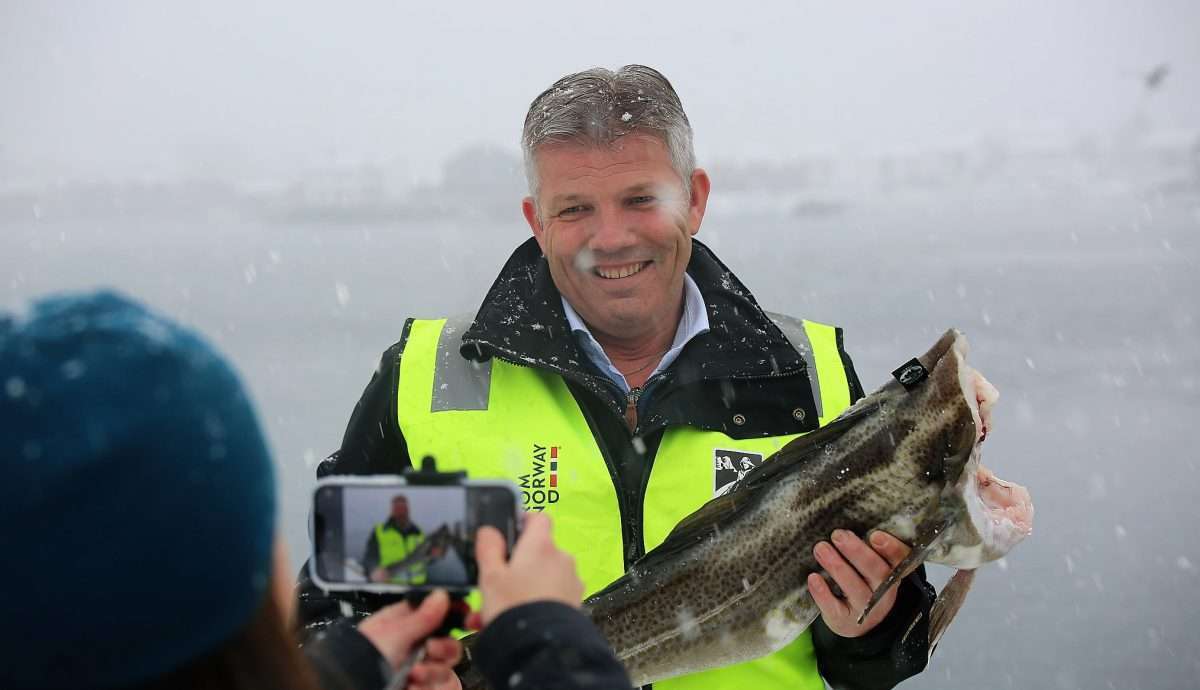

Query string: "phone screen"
[[312, 480, 519, 591]]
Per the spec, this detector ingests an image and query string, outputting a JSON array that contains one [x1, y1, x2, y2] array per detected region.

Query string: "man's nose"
[[588, 205, 637, 253]]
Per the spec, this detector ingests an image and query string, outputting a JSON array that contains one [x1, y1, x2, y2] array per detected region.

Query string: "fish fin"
[[857, 513, 951, 624], [927, 568, 976, 658]]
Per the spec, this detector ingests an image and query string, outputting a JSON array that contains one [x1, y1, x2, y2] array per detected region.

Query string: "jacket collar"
[[460, 237, 804, 390]]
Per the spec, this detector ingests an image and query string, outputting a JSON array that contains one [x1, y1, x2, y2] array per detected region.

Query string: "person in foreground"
[[0, 291, 628, 690], [0, 290, 459, 690], [466, 513, 634, 690], [298, 65, 937, 689]]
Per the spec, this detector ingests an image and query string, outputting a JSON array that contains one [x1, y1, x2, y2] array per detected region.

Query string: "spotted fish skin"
[[582, 329, 1030, 686]]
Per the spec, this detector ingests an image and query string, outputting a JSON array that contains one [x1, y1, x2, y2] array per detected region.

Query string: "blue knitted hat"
[[0, 291, 277, 689]]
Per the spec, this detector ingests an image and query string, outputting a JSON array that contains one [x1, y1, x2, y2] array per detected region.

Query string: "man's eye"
[[629, 195, 655, 205], [558, 205, 587, 217]]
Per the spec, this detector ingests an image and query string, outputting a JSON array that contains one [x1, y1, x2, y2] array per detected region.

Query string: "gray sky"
[[3, 0, 1198, 183]]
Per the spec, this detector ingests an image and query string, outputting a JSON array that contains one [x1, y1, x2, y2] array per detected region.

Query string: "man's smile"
[[595, 260, 652, 280]]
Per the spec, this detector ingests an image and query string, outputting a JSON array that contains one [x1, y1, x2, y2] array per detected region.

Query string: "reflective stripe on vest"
[[375, 524, 427, 585], [397, 314, 854, 689]]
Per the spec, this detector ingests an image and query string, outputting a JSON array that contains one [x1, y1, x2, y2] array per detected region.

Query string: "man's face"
[[391, 498, 409, 522], [523, 135, 710, 342]]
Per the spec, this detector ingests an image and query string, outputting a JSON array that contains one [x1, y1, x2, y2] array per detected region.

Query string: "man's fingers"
[[807, 572, 849, 620], [475, 525, 507, 575], [868, 530, 911, 568], [814, 541, 872, 610], [831, 530, 892, 589]]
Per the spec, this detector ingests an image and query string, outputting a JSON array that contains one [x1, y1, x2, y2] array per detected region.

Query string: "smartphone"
[[309, 475, 521, 593]]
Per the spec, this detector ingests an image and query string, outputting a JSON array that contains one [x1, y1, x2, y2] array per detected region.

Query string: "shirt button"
[[793, 408, 806, 422], [732, 414, 747, 426]]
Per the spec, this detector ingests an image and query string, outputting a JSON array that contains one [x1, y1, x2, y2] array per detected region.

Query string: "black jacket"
[[304, 602, 631, 690], [297, 237, 935, 690]]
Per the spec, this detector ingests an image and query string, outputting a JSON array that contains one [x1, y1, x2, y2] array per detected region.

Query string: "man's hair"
[[521, 64, 695, 202]]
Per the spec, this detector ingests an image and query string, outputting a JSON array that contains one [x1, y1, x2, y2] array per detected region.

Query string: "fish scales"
[[581, 329, 1031, 686], [456, 330, 1033, 688]]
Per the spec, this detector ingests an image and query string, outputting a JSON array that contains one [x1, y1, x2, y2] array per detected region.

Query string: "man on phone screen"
[[364, 495, 426, 584]]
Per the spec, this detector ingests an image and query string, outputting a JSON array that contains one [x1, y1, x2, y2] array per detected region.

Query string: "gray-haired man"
[[299, 65, 936, 690]]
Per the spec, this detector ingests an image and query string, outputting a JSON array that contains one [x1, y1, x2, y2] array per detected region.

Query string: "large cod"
[[464, 329, 1034, 687]]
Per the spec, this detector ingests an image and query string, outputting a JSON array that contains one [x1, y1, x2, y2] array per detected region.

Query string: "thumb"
[[401, 589, 451, 644], [510, 512, 550, 563], [475, 525, 508, 576], [359, 590, 450, 667]]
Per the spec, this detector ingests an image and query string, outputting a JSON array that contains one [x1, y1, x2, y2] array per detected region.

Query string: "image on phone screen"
[[313, 482, 517, 590]]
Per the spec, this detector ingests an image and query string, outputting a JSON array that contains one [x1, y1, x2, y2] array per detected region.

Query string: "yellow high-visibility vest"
[[396, 314, 853, 689], [375, 524, 427, 585]]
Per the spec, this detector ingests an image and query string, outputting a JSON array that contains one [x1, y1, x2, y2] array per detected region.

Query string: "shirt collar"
[[561, 273, 710, 395]]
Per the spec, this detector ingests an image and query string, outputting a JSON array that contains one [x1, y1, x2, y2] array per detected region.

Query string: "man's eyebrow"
[[623, 183, 657, 195], [547, 193, 588, 208], [547, 183, 657, 208]]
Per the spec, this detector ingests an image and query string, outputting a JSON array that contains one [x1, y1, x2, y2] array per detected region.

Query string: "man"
[[364, 495, 427, 584], [299, 65, 935, 689]]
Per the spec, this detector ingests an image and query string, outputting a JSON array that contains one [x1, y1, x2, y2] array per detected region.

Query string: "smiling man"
[[298, 65, 936, 690]]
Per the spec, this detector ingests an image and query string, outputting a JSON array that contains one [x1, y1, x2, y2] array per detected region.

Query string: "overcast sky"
[[2, 0, 1198, 184]]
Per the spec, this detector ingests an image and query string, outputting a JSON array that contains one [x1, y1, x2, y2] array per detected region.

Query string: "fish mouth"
[[951, 338, 1035, 565]]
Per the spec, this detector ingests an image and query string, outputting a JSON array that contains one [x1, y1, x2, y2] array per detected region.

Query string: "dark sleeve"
[[320, 338, 414, 478], [362, 529, 381, 576], [302, 620, 391, 690], [811, 567, 936, 690], [296, 339, 416, 640], [473, 602, 633, 690]]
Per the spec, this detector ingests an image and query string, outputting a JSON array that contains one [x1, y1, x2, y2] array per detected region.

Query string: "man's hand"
[[807, 530, 910, 638], [357, 589, 463, 690], [467, 512, 584, 629]]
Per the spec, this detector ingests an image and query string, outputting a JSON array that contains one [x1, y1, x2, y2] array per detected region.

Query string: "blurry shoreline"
[[3, 129, 1197, 225]]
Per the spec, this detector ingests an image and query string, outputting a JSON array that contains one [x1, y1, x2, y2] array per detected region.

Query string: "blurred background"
[[3, 2, 1198, 687]]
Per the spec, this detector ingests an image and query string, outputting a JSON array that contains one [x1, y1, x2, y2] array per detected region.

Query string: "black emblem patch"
[[892, 358, 929, 390], [714, 449, 765, 496]]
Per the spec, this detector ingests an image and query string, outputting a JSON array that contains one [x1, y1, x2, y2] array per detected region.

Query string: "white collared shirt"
[[561, 273, 711, 395]]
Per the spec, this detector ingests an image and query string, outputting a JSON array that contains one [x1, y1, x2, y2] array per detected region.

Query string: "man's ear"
[[523, 196, 546, 252], [687, 168, 711, 237]]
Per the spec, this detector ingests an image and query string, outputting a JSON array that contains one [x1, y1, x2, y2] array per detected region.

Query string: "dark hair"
[[127, 593, 321, 690]]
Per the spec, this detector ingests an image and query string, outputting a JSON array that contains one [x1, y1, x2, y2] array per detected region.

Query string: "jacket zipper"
[[624, 386, 642, 433]]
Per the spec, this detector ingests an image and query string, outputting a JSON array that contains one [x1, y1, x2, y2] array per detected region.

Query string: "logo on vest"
[[519, 444, 560, 512], [714, 448, 765, 497]]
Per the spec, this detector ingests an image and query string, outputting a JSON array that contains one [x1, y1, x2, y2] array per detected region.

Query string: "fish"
[[462, 329, 1034, 687]]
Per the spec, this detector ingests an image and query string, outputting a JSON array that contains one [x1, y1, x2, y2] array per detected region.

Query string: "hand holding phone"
[[357, 590, 461, 683], [470, 513, 584, 629], [311, 476, 520, 594]]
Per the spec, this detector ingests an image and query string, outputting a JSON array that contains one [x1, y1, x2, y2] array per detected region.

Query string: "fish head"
[[916, 329, 1034, 568]]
